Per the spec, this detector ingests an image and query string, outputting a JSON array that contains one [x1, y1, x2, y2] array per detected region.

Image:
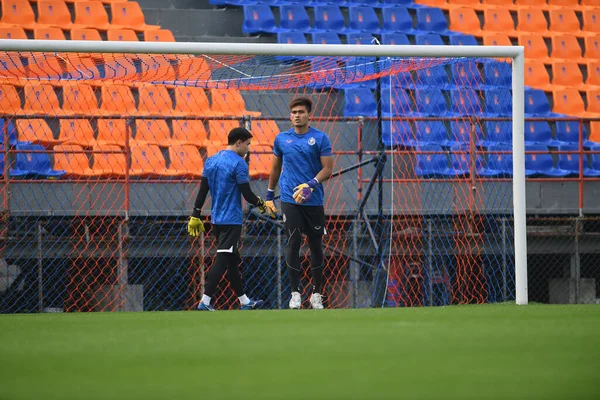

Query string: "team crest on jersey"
[[286, 139, 292, 143], [308, 137, 316, 146]]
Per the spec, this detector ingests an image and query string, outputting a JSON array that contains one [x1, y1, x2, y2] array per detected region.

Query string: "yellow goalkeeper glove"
[[293, 178, 319, 204], [256, 198, 277, 218], [187, 216, 205, 237], [264, 189, 278, 218]]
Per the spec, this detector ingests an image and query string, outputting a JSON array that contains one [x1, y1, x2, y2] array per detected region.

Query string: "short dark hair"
[[289, 97, 312, 113], [227, 127, 253, 145]]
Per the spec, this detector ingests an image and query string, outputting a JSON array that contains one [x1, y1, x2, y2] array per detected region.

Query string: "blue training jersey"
[[202, 150, 249, 225], [273, 127, 332, 206]]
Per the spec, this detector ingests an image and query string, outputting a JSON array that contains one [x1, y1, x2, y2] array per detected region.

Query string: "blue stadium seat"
[[348, 6, 381, 33], [555, 120, 595, 147], [344, 88, 377, 117], [380, 0, 425, 8], [450, 34, 477, 46], [524, 121, 560, 147], [415, 121, 448, 145], [310, 58, 345, 88], [525, 145, 570, 177], [483, 61, 511, 88], [312, 32, 342, 45], [449, 144, 484, 176], [242, 5, 280, 34], [480, 144, 515, 177], [482, 121, 512, 147], [382, 120, 415, 147], [484, 89, 512, 117], [346, 32, 377, 46], [415, 33, 444, 46], [415, 64, 450, 88], [279, 5, 319, 32], [381, 33, 410, 45], [415, 145, 450, 177], [557, 144, 600, 177], [314, 5, 351, 33], [345, 56, 378, 88], [11, 143, 66, 178], [416, 8, 458, 36], [0, 118, 17, 146], [381, 70, 414, 89], [382, 7, 427, 35], [525, 88, 563, 117], [381, 88, 415, 117], [592, 152, 600, 173], [445, 121, 484, 147], [450, 61, 483, 88], [450, 89, 482, 116], [209, 0, 243, 5], [414, 88, 448, 116], [277, 32, 307, 45]]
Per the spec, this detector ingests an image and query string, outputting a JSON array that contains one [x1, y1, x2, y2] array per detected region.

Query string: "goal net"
[[0, 40, 526, 312]]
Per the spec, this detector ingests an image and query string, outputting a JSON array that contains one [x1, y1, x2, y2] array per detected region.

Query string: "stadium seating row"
[[0, 26, 175, 42], [0, 84, 260, 119], [0, 118, 280, 148], [0, 0, 159, 32], [419, 0, 600, 12]]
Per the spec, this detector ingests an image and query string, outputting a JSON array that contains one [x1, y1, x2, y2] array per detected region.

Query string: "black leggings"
[[204, 252, 244, 298], [286, 228, 324, 294]]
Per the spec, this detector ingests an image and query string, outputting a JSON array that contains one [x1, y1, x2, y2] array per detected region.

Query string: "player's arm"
[[315, 155, 333, 184], [239, 182, 276, 218], [264, 155, 282, 214], [188, 177, 209, 236]]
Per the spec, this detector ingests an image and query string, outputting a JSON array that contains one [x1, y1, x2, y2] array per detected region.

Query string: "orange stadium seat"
[[481, 0, 513, 8], [137, 84, 180, 116], [581, 0, 600, 6], [584, 36, 600, 60], [167, 143, 204, 178], [176, 57, 211, 84], [585, 89, 600, 115], [548, 0, 592, 11], [204, 141, 226, 157], [482, 33, 512, 47], [144, 29, 175, 42], [0, 84, 24, 114], [62, 82, 100, 116], [449, 8, 486, 37], [17, 118, 62, 146], [96, 119, 128, 147], [59, 118, 96, 146], [106, 28, 138, 42], [549, 9, 593, 38], [25, 54, 64, 87], [24, 82, 72, 116], [172, 120, 208, 147], [135, 119, 171, 146], [99, 83, 139, 116], [551, 61, 588, 91], [53, 144, 101, 178], [551, 34, 585, 63], [73, 1, 123, 31], [516, 8, 552, 37], [138, 55, 176, 85], [252, 120, 280, 146], [208, 120, 242, 144], [110, 2, 160, 32], [518, 33, 552, 64], [248, 144, 273, 179], [585, 61, 600, 88], [173, 86, 222, 117], [0, 52, 28, 85], [0, 27, 27, 39], [70, 28, 102, 41], [484, 8, 518, 37], [590, 121, 600, 143], [553, 88, 600, 117], [583, 10, 600, 35], [210, 89, 261, 117], [1, 0, 39, 30], [524, 60, 553, 91], [33, 27, 66, 41], [63, 54, 103, 84], [37, 0, 74, 30], [91, 144, 127, 177], [101, 55, 138, 86], [129, 141, 174, 177]]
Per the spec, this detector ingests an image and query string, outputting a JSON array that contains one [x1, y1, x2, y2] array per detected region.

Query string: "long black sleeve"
[[239, 182, 261, 205], [191, 177, 209, 218]]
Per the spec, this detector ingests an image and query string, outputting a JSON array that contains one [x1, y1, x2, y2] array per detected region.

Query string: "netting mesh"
[[0, 49, 518, 312]]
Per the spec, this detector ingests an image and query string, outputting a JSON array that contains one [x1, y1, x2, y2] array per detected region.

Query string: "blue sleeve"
[[273, 135, 282, 158], [320, 134, 332, 157], [236, 159, 249, 184]]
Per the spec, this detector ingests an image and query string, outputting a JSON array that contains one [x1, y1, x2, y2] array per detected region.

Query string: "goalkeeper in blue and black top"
[[187, 127, 276, 311], [266, 97, 333, 310]]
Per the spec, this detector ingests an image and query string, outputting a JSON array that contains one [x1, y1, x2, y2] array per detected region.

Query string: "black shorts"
[[213, 225, 242, 256], [281, 202, 326, 237]]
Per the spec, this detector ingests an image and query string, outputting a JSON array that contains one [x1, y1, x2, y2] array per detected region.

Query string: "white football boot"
[[289, 292, 302, 309], [310, 293, 324, 310]]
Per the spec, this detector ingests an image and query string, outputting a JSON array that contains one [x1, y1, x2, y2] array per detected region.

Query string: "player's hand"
[[256, 198, 277, 218], [264, 189, 277, 217], [293, 178, 319, 204], [187, 216, 205, 237]]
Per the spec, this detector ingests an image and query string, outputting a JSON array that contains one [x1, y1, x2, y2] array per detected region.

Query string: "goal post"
[[0, 39, 527, 311]]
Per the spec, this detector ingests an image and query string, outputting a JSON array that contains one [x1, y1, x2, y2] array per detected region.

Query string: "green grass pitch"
[[1, 304, 599, 400]]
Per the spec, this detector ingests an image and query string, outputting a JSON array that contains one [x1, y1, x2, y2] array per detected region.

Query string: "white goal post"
[[0, 39, 527, 305]]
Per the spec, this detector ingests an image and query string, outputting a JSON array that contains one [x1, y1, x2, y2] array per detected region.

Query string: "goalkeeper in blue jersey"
[[187, 127, 276, 311], [265, 97, 333, 310]]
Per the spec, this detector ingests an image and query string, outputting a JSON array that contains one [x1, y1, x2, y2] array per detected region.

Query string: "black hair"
[[289, 97, 313, 114], [227, 127, 253, 145]]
